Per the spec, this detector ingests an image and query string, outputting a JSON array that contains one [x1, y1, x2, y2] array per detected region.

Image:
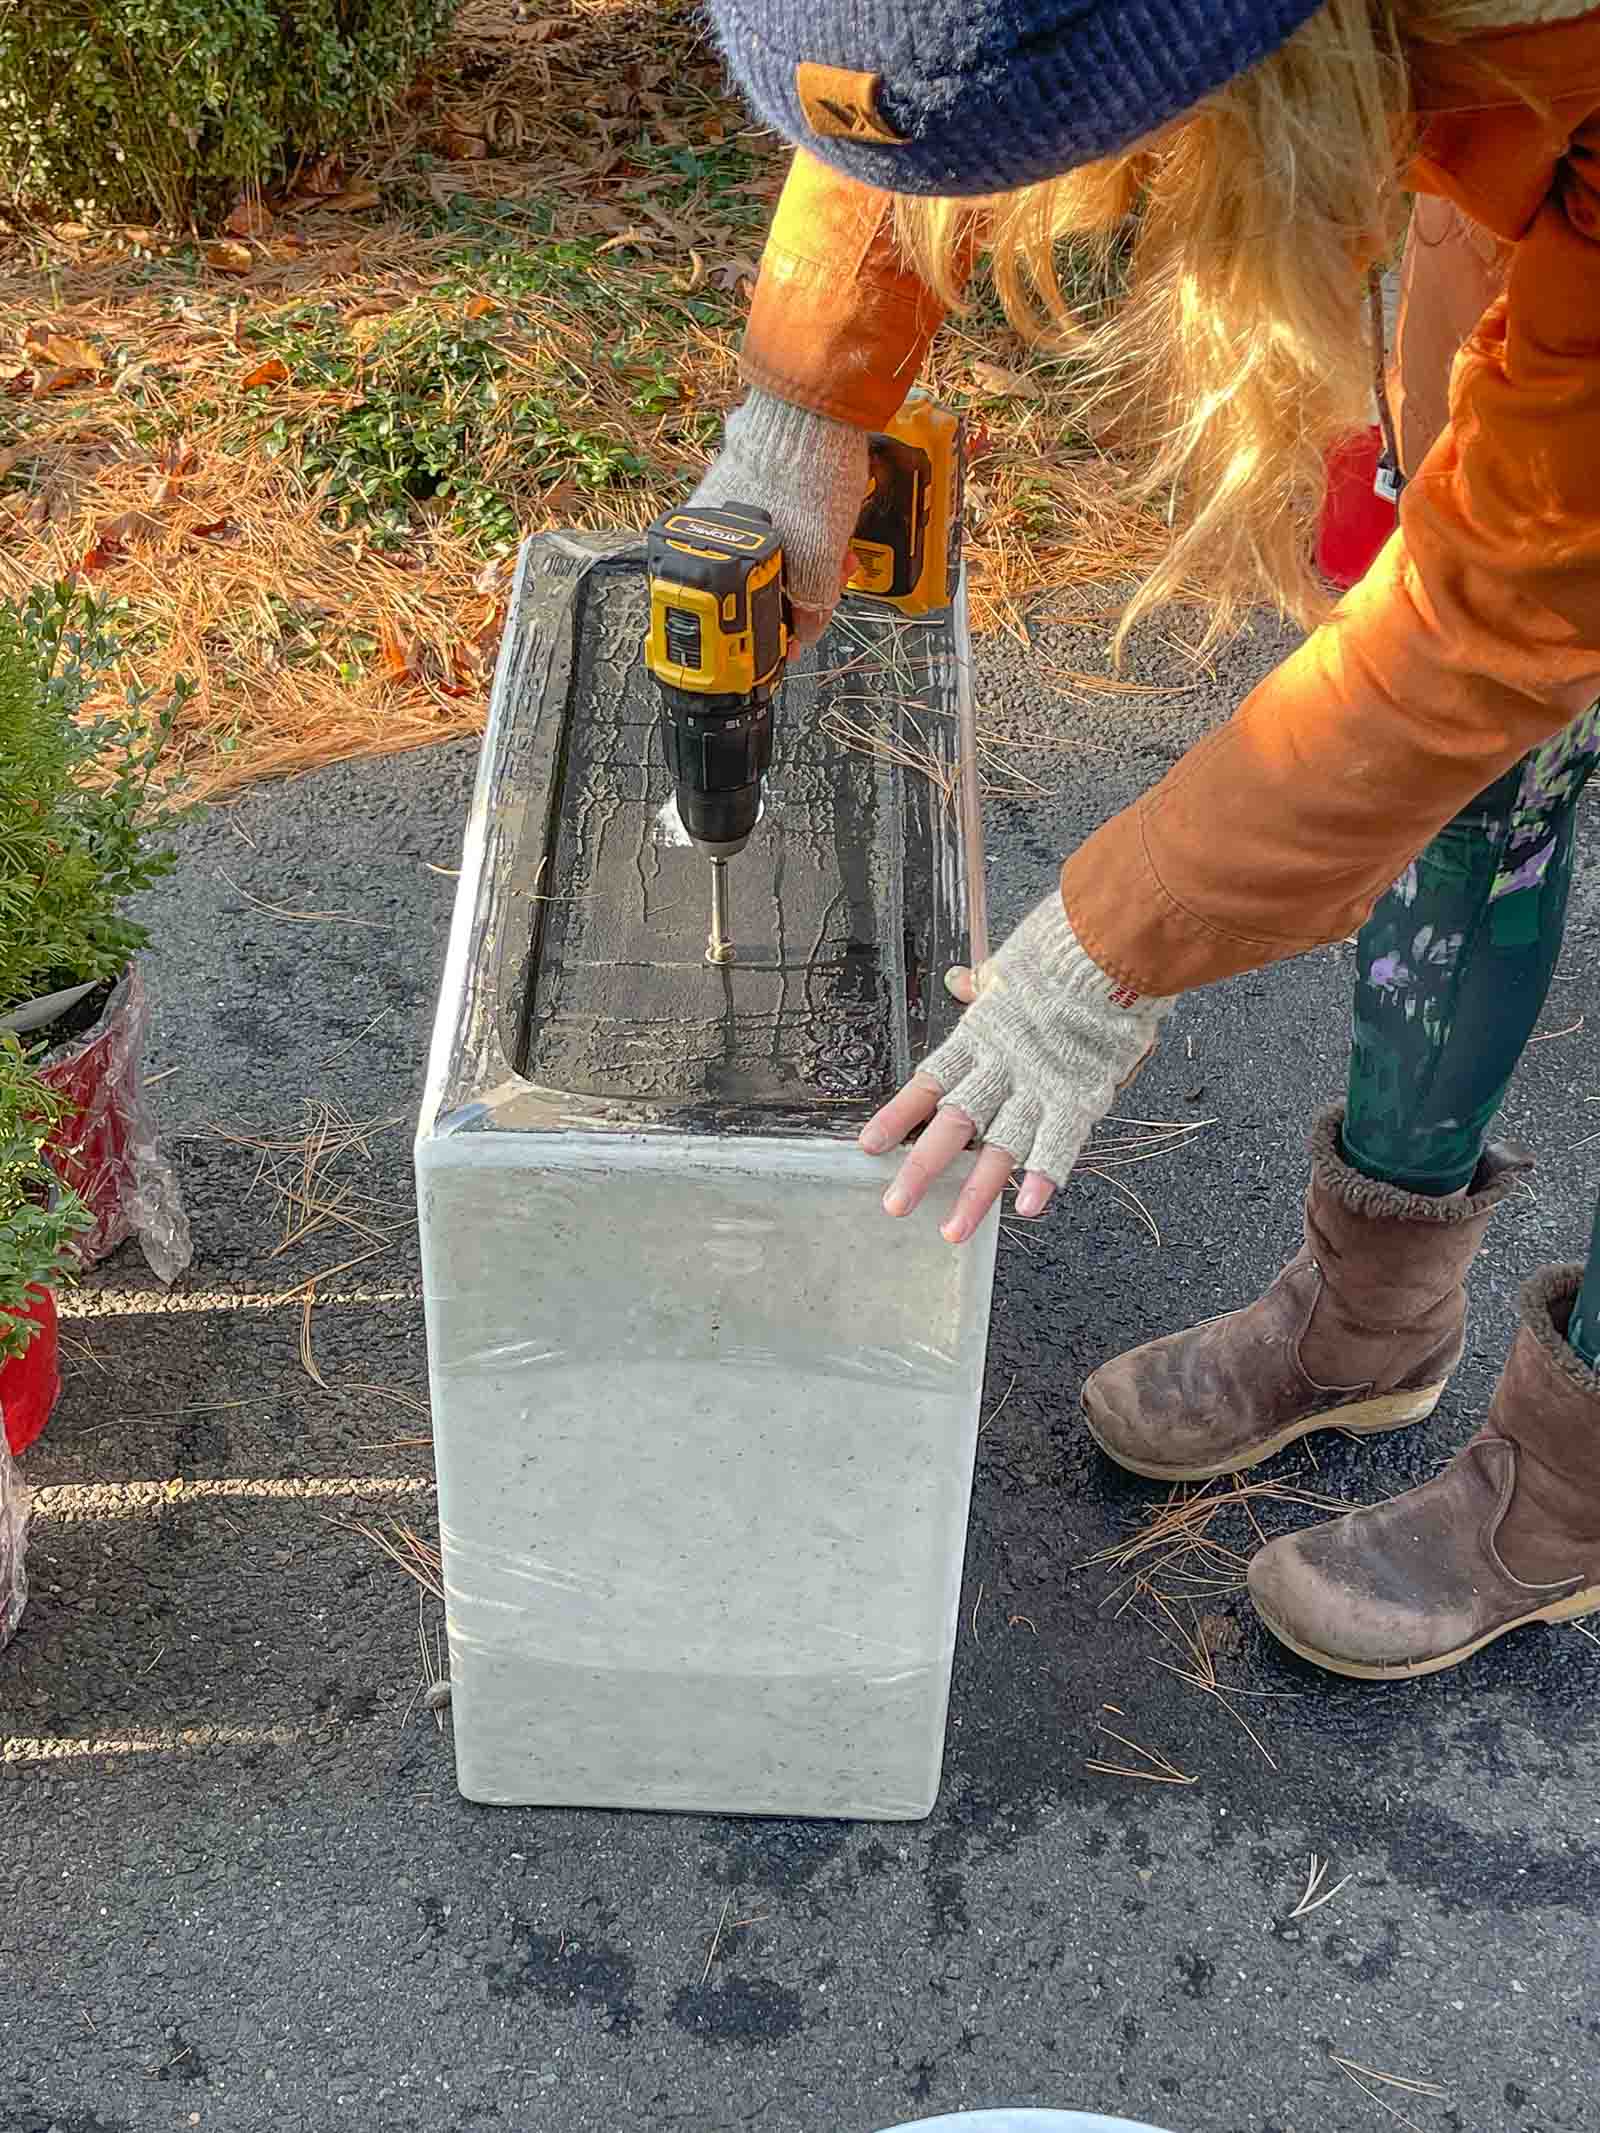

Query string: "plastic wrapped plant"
[[0, 586, 193, 1279], [0, 1034, 92, 1367], [0, 1035, 91, 1647]]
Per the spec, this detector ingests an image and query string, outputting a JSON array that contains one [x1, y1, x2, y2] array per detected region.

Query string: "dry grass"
[[0, 0, 1174, 798]]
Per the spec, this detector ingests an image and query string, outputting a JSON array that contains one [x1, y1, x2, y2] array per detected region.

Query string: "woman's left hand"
[[856, 895, 1173, 1246]]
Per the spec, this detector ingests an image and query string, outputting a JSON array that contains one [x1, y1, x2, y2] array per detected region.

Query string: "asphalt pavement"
[[3, 602, 1598, 2133]]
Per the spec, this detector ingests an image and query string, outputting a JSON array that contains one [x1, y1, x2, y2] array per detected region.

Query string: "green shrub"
[[0, 0, 457, 226], [0, 1038, 91, 1360], [0, 585, 185, 1015]]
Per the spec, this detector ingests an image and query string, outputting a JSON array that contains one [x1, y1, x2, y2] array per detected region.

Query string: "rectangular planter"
[[416, 534, 997, 1819]]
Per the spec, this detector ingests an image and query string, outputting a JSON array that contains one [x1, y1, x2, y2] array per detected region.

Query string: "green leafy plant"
[[0, 585, 186, 1015], [254, 296, 650, 553], [0, 1039, 91, 1362], [0, 0, 454, 225]]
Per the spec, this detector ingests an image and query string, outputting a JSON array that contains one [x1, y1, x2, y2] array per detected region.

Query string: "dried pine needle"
[[205, 1100, 407, 1379], [1332, 2054, 1447, 2133], [1287, 1853, 1353, 1921], [338, 1512, 444, 1601], [1085, 1474, 1359, 1606], [1085, 1706, 1198, 1787]]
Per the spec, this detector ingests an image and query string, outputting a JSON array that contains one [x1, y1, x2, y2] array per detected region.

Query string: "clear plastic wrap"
[[38, 962, 192, 1283], [0, 1430, 26, 1654]]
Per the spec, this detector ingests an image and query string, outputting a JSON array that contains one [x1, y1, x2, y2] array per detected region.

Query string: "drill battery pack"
[[845, 392, 963, 618]]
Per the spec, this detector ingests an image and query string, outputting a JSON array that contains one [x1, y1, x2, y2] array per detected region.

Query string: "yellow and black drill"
[[645, 393, 961, 965]]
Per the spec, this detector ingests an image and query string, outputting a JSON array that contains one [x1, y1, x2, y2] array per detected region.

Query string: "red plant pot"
[[0, 1286, 61, 1456], [1317, 424, 1398, 591]]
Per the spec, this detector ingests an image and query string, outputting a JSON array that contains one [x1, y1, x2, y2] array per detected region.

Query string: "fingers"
[[943, 964, 977, 1005], [879, 1105, 977, 1218], [1013, 1172, 1056, 1220], [788, 604, 832, 650], [859, 1072, 1058, 1242], [858, 1072, 943, 1157], [939, 1143, 1017, 1244]]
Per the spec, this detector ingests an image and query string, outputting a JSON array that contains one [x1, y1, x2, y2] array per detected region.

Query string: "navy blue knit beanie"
[[708, 0, 1326, 196]]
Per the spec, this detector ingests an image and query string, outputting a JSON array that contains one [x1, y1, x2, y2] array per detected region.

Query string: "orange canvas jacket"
[[740, 12, 1600, 997]]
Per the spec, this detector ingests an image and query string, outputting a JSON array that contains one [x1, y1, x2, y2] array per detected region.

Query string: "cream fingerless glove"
[[919, 896, 1174, 1183], [690, 389, 869, 634]]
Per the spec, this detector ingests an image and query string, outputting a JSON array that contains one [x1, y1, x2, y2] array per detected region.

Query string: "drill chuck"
[[657, 682, 773, 858]]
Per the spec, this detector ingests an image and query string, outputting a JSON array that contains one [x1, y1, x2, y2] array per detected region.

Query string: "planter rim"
[[0, 979, 98, 1037]]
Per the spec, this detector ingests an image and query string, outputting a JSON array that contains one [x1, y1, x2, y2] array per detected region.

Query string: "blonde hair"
[[894, 0, 1527, 651]]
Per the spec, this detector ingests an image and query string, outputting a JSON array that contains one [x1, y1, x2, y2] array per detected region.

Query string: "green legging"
[[1342, 704, 1600, 1367]]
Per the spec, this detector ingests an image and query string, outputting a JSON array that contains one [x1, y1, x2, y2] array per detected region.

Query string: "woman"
[[692, 0, 1600, 1679]]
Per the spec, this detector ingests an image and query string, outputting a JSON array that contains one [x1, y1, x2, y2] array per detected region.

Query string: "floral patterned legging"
[[1342, 706, 1600, 1366]]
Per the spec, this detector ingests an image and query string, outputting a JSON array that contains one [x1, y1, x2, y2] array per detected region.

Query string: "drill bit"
[[706, 857, 734, 965]]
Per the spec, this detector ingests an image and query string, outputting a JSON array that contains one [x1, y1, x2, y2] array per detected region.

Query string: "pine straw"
[[0, 0, 1175, 798], [336, 1512, 444, 1601], [1084, 1471, 1360, 1607], [203, 1099, 408, 1381]]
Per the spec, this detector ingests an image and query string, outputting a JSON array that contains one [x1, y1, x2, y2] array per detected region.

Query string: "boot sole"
[[1080, 1381, 1447, 1483], [1252, 1582, 1600, 1681]]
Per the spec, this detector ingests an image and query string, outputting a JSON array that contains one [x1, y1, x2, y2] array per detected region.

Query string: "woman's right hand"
[[689, 389, 871, 647]]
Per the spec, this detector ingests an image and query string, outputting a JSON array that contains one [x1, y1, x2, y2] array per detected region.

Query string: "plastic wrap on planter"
[[0, 1432, 26, 1653], [418, 533, 997, 1818], [38, 964, 192, 1282]]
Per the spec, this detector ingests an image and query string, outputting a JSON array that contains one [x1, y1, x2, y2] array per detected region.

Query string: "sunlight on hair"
[[894, 0, 1540, 657]]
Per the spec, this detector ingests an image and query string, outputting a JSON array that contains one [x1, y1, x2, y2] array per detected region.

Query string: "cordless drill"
[[644, 393, 961, 965]]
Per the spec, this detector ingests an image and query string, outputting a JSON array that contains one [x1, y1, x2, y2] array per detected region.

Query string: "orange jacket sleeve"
[[1063, 71, 1600, 996], [740, 149, 948, 430]]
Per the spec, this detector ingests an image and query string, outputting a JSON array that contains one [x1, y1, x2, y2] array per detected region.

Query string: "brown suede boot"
[[1081, 1107, 1531, 1482], [1248, 1268, 1600, 1678]]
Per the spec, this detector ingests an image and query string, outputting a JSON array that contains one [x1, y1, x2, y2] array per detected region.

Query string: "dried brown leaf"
[[225, 197, 275, 239], [293, 154, 346, 200], [463, 295, 497, 320], [81, 524, 128, 573], [709, 257, 758, 294], [241, 357, 290, 390], [430, 123, 488, 161], [31, 366, 98, 398], [188, 517, 242, 544], [325, 186, 383, 213], [103, 508, 160, 544], [376, 618, 425, 684], [23, 329, 104, 373], [156, 437, 198, 478], [204, 239, 254, 277]]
